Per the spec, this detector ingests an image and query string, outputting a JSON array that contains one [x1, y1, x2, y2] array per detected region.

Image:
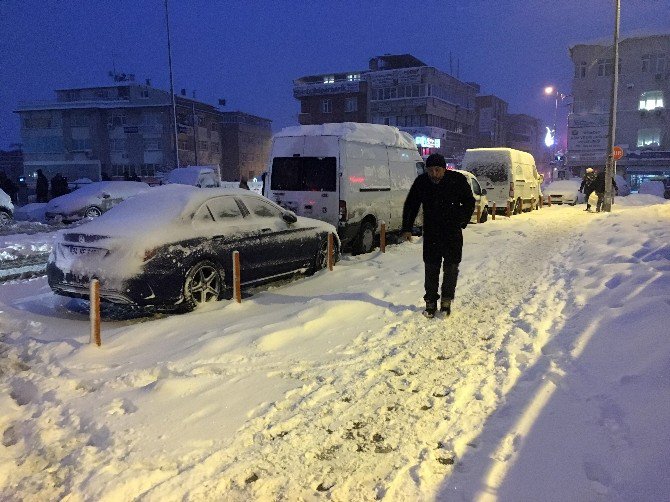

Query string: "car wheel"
[[85, 206, 102, 218], [479, 208, 488, 223], [0, 210, 11, 226], [183, 260, 223, 311], [309, 235, 337, 274], [354, 220, 375, 255]]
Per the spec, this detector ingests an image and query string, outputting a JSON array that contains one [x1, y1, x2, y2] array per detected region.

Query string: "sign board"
[[612, 146, 624, 160]]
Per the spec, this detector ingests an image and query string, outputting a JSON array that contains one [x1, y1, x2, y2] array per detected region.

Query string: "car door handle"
[[261, 228, 271, 232]]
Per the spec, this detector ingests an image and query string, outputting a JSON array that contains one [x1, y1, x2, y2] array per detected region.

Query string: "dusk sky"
[[1, 0, 668, 150]]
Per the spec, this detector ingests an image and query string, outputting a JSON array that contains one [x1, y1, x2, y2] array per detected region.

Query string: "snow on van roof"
[[274, 122, 417, 150]]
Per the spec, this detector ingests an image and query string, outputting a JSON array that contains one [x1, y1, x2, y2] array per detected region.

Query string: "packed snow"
[[0, 194, 669, 501]]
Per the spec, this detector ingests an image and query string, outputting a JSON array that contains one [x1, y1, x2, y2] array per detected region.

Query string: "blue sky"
[[1, 0, 668, 149]]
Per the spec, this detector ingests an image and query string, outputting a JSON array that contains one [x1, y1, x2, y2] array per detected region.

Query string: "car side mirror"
[[101, 192, 111, 199], [481, 188, 487, 195], [282, 211, 297, 224]]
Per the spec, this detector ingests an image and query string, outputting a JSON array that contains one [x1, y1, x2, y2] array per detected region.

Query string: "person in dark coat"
[[401, 153, 475, 318], [239, 176, 250, 190], [592, 171, 618, 212], [0, 172, 18, 203], [36, 169, 49, 202], [579, 167, 597, 211]]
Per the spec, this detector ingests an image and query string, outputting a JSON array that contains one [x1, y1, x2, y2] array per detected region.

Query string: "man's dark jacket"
[[592, 172, 618, 193], [579, 172, 597, 192], [402, 171, 475, 264]]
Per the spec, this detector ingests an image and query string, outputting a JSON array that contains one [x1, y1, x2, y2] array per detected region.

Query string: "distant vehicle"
[[638, 180, 665, 198], [45, 181, 150, 223], [166, 166, 220, 188], [47, 186, 340, 311], [614, 175, 631, 196], [67, 178, 94, 191], [543, 179, 585, 205], [265, 122, 423, 254], [462, 148, 543, 214], [451, 169, 490, 223], [0, 188, 14, 226]]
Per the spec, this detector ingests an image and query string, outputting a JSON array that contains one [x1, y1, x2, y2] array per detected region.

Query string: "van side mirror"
[[481, 188, 487, 195], [282, 211, 297, 224]]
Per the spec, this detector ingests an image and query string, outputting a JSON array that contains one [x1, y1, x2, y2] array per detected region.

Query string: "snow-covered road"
[[1, 197, 669, 501]]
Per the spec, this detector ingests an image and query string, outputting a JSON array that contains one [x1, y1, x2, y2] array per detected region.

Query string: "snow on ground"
[[0, 195, 669, 501]]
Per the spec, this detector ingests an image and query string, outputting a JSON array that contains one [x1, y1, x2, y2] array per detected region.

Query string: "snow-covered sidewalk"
[[1, 196, 669, 501]]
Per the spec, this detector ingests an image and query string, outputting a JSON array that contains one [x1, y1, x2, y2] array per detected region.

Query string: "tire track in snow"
[[139, 211, 589, 501]]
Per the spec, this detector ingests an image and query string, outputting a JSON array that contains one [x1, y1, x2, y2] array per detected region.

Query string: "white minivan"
[[462, 148, 543, 214], [264, 123, 423, 254]]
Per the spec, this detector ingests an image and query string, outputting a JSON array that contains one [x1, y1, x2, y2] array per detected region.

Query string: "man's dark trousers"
[[424, 261, 459, 303]]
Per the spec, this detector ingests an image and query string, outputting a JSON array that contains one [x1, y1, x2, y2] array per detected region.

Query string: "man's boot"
[[440, 299, 452, 316], [422, 301, 437, 318]]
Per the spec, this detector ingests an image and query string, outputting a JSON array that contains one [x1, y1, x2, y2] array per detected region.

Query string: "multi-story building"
[[293, 54, 478, 158], [475, 95, 508, 148], [219, 112, 272, 182], [0, 148, 23, 182], [506, 113, 550, 177], [15, 81, 271, 183], [568, 33, 670, 189]]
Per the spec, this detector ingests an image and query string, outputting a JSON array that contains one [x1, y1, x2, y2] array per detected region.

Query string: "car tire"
[[479, 208, 488, 223], [309, 235, 337, 274], [182, 260, 223, 312], [353, 220, 375, 255], [0, 210, 11, 226], [85, 206, 102, 218]]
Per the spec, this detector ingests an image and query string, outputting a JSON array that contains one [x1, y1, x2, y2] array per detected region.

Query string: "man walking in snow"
[[579, 167, 597, 211], [401, 153, 475, 318]]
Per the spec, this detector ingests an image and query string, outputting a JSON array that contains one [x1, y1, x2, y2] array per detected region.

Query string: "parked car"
[[45, 181, 150, 223], [543, 179, 585, 205], [615, 175, 631, 196], [638, 180, 665, 198], [0, 188, 14, 226], [452, 169, 490, 223], [47, 185, 340, 311], [166, 166, 220, 188]]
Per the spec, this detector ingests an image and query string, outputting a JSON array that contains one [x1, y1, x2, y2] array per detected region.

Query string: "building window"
[[71, 114, 89, 127], [597, 58, 613, 76], [642, 53, 667, 73], [575, 61, 587, 78], [637, 128, 661, 148], [107, 114, 127, 128], [639, 91, 664, 111], [198, 141, 208, 151], [323, 75, 335, 84], [345, 97, 358, 113], [211, 142, 220, 153], [110, 139, 126, 151], [143, 139, 162, 151], [347, 73, 360, 82], [140, 89, 149, 99], [72, 138, 91, 151], [321, 99, 332, 113]]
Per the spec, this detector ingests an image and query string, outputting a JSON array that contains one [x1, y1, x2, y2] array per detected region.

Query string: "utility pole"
[[192, 101, 199, 165], [603, 0, 621, 212], [164, 0, 180, 168]]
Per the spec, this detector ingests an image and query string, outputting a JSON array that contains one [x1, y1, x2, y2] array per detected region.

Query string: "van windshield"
[[271, 157, 337, 192], [464, 162, 508, 183]]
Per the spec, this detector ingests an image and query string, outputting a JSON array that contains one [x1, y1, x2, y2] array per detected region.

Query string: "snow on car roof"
[[273, 122, 417, 150]]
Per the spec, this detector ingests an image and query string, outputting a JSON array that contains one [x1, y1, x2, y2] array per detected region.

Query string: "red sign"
[[612, 146, 624, 160]]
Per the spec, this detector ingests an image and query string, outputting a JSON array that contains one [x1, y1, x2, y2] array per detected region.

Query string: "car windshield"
[[465, 162, 508, 183], [270, 157, 337, 192]]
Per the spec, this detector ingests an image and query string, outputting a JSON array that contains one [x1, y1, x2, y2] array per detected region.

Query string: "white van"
[[461, 148, 542, 214], [166, 165, 220, 188], [265, 123, 423, 253]]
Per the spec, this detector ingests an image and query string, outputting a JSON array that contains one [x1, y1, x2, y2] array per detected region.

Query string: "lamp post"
[[164, 0, 179, 168], [603, 0, 621, 212], [544, 86, 566, 156]]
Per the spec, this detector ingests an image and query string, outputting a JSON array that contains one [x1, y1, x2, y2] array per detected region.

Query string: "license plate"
[[66, 245, 103, 256]]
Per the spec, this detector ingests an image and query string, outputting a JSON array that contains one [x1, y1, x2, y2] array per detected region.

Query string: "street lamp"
[[543, 86, 565, 152]]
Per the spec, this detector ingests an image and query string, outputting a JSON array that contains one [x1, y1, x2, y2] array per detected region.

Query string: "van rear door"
[[267, 136, 339, 226]]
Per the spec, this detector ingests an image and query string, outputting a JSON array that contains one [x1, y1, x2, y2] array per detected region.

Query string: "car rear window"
[[271, 157, 337, 192]]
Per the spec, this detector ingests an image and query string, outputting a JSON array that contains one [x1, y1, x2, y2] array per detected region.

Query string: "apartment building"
[[219, 112, 272, 182], [568, 33, 670, 188], [293, 54, 478, 158], [475, 95, 509, 147], [15, 82, 271, 183]]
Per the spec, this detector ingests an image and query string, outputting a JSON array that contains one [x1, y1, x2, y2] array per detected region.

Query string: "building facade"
[[15, 82, 271, 183], [506, 113, 550, 177], [0, 148, 23, 182], [475, 95, 509, 147], [219, 112, 272, 182], [568, 33, 670, 189], [293, 54, 478, 159]]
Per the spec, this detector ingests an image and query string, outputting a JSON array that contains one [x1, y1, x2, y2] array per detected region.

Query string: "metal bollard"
[[90, 279, 101, 346], [233, 250, 241, 303]]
